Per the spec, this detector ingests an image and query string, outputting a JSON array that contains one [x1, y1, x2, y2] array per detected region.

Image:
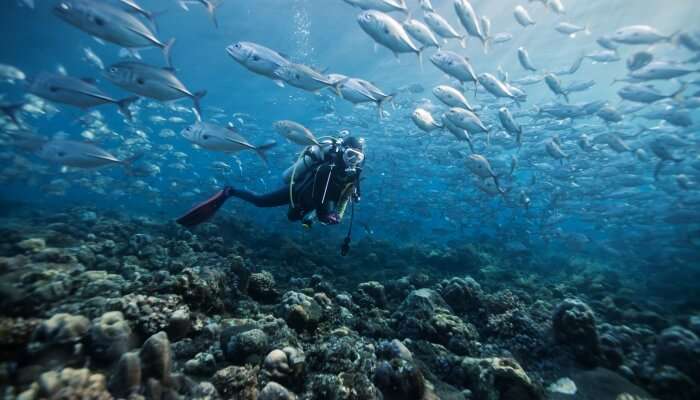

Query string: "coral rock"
[[459, 357, 540, 400], [249, 271, 279, 303], [88, 311, 133, 365], [212, 365, 259, 400], [552, 298, 600, 366], [19, 367, 113, 400], [259, 381, 296, 400]]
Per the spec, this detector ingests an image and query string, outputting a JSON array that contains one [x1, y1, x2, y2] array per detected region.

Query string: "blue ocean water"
[[1, 1, 700, 398], [2, 0, 700, 256]]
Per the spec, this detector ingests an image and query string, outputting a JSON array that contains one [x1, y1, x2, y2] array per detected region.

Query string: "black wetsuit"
[[229, 148, 361, 221]]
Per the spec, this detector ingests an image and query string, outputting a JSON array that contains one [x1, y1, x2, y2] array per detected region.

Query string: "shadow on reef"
[[0, 206, 698, 399]]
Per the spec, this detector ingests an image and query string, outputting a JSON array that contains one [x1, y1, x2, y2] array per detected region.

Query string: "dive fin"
[[176, 186, 233, 227]]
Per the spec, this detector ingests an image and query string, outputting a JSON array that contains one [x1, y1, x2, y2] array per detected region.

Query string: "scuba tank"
[[282, 138, 338, 184]]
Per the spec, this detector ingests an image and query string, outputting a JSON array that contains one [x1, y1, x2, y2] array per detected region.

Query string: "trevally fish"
[[37, 139, 141, 169], [103, 61, 206, 115], [433, 85, 473, 111], [617, 83, 686, 104], [403, 19, 440, 50], [0, 64, 26, 83], [518, 47, 537, 71], [544, 73, 570, 102], [430, 50, 478, 91], [513, 6, 535, 27], [423, 11, 466, 48], [555, 22, 590, 36], [226, 41, 291, 87], [498, 107, 523, 146], [357, 10, 421, 62], [273, 120, 321, 146], [454, 0, 487, 52], [181, 121, 276, 164], [28, 72, 138, 119], [53, 0, 175, 67], [274, 63, 343, 95], [611, 25, 677, 45], [411, 108, 443, 132]]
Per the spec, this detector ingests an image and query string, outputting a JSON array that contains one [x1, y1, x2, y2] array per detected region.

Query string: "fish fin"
[[80, 77, 97, 85], [417, 49, 423, 72], [373, 43, 379, 53], [192, 90, 207, 117], [116, 96, 139, 121], [460, 36, 467, 48], [273, 80, 285, 88], [254, 140, 277, 167]]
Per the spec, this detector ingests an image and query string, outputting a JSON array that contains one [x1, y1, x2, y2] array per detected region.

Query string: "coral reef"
[[0, 208, 694, 400]]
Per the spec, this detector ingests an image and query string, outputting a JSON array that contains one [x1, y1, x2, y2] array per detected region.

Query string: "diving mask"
[[342, 147, 364, 172]]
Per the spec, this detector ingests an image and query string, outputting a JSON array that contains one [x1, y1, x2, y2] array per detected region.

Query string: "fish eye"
[[137, 78, 145, 85], [252, 55, 260, 61], [202, 134, 209, 140], [109, 67, 117, 73], [295, 74, 301, 79], [57, 151, 66, 157], [94, 16, 105, 26], [49, 86, 58, 92]]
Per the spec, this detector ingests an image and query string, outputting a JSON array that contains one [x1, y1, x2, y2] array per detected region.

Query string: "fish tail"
[[254, 140, 277, 167], [116, 96, 139, 121], [654, 160, 666, 180], [562, 92, 570, 103], [192, 90, 207, 117], [202, 0, 221, 28], [332, 78, 348, 99], [377, 94, 395, 120], [481, 35, 489, 55], [417, 49, 423, 72], [0, 102, 25, 125], [460, 36, 467, 48], [162, 38, 176, 69], [670, 81, 687, 102]]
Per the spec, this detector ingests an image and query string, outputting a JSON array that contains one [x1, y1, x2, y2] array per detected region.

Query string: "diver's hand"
[[319, 212, 340, 225]]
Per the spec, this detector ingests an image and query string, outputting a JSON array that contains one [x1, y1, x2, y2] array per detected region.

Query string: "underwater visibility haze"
[[1, 0, 700, 399]]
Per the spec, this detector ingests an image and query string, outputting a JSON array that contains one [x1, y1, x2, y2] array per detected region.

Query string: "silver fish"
[[181, 121, 276, 164], [104, 61, 206, 115], [226, 41, 291, 87], [357, 10, 420, 60], [29, 72, 138, 119], [37, 139, 140, 169], [54, 0, 174, 67], [273, 120, 320, 146]]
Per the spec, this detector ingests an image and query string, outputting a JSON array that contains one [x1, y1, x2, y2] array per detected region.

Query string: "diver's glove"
[[318, 212, 340, 225]]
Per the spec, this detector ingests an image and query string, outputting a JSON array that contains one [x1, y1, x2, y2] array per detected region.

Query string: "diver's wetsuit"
[[176, 137, 363, 228], [228, 149, 361, 221]]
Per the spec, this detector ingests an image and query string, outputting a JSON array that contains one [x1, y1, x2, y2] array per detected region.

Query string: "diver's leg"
[[230, 186, 291, 208]]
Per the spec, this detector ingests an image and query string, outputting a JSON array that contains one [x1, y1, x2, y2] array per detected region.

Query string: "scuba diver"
[[176, 135, 365, 253]]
